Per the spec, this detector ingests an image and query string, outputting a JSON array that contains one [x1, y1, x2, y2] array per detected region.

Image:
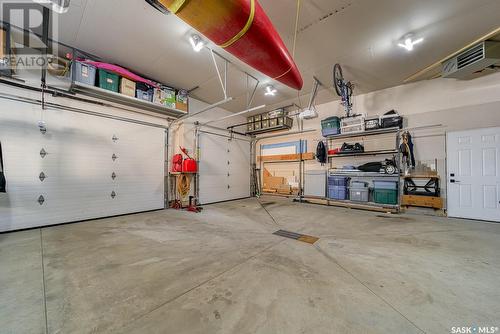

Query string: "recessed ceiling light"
[[189, 34, 204, 52], [398, 37, 424, 51], [264, 85, 277, 96]]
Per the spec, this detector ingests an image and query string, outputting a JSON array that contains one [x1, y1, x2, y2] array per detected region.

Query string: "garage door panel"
[[0, 101, 165, 232], [199, 133, 250, 205]]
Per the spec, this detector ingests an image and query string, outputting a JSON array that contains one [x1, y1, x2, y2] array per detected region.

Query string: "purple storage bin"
[[328, 176, 349, 187], [328, 186, 348, 200], [322, 127, 340, 137]]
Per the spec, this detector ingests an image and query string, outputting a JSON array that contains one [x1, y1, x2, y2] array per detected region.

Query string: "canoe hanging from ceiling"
[[159, 0, 303, 90]]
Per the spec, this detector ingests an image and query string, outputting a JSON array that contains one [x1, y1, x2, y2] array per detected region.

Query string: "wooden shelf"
[[328, 171, 400, 178], [329, 149, 398, 158], [258, 152, 315, 162], [324, 127, 400, 140], [72, 82, 188, 118], [297, 196, 399, 213], [403, 174, 439, 179]]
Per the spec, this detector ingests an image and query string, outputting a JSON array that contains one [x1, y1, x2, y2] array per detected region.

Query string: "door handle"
[[450, 179, 461, 183]]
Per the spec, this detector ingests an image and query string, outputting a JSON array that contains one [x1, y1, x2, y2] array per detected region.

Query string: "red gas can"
[[172, 154, 183, 172], [182, 158, 197, 173]]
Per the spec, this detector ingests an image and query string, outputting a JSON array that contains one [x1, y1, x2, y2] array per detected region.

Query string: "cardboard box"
[[153, 86, 176, 108], [263, 176, 285, 189], [176, 89, 189, 112], [0, 28, 7, 58], [262, 114, 269, 128], [120, 77, 136, 97], [0, 28, 14, 75]]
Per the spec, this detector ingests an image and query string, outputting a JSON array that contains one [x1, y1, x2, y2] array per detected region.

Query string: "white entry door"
[[198, 132, 250, 204], [447, 127, 500, 222]]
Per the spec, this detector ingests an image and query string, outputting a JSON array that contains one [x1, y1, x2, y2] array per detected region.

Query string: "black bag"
[[0, 141, 5, 193], [340, 142, 364, 154], [381, 110, 403, 129], [316, 141, 327, 164], [357, 162, 383, 173]]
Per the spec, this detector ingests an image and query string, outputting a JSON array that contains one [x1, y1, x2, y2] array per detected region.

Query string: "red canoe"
[[159, 0, 303, 90]]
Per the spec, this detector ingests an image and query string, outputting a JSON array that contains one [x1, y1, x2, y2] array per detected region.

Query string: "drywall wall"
[[168, 98, 248, 201], [257, 71, 500, 209]]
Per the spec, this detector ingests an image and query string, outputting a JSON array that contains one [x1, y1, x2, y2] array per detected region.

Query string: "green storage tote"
[[321, 116, 341, 129], [373, 189, 398, 205], [98, 69, 120, 92]]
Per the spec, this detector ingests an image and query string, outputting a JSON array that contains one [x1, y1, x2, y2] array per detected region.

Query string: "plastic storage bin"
[[136, 82, 154, 102], [277, 117, 293, 128], [341, 115, 365, 134], [381, 113, 403, 128], [350, 181, 368, 188], [373, 180, 398, 190], [364, 116, 380, 130], [321, 116, 341, 129], [247, 117, 254, 132], [322, 127, 340, 137], [328, 176, 349, 187], [350, 188, 369, 202], [328, 186, 348, 200], [73, 61, 96, 85], [98, 69, 120, 92], [373, 189, 398, 205]]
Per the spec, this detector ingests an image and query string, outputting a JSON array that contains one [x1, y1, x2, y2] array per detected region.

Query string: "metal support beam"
[[200, 104, 266, 126], [174, 97, 234, 123], [210, 49, 228, 99]]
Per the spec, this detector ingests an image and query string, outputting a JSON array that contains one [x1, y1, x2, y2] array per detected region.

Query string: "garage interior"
[[0, 1, 499, 333]]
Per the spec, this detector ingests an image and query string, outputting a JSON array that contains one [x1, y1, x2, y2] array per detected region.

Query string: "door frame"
[[196, 127, 252, 205], [446, 126, 500, 222]]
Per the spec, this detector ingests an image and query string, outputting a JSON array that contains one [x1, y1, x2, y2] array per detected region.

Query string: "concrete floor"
[[1, 197, 499, 334]]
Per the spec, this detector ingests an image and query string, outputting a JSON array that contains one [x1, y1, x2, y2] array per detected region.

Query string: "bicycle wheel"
[[333, 63, 344, 96]]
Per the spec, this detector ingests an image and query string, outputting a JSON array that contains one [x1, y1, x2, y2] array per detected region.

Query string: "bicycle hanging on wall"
[[333, 63, 354, 117]]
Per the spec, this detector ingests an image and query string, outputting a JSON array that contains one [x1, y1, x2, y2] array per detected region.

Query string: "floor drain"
[[273, 230, 319, 244]]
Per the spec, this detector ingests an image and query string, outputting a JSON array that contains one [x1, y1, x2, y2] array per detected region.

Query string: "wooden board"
[[300, 197, 399, 214], [402, 195, 443, 209], [258, 152, 315, 162], [262, 176, 286, 189], [403, 174, 439, 179]]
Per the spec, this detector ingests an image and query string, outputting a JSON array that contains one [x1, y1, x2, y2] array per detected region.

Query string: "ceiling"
[[50, 0, 500, 113]]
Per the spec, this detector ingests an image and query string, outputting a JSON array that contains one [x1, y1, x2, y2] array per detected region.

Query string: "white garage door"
[[198, 131, 250, 204], [0, 100, 165, 232]]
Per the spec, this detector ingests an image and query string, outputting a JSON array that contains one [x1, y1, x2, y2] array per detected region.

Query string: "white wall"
[[257, 72, 500, 209]]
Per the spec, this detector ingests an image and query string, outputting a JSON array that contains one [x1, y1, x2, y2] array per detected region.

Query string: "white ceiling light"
[[264, 85, 277, 96], [189, 34, 204, 52], [398, 37, 424, 51]]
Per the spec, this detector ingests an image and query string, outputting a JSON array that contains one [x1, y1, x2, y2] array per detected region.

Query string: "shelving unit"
[[72, 82, 188, 118], [259, 139, 308, 197], [300, 127, 402, 212], [245, 116, 294, 135], [329, 149, 399, 158], [324, 127, 400, 140]]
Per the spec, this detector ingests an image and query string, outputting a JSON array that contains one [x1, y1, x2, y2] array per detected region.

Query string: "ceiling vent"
[[442, 41, 500, 79]]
